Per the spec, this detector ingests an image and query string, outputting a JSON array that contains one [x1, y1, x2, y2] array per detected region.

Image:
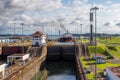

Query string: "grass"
[[97, 62, 120, 71], [80, 57, 93, 80], [99, 37, 120, 44], [81, 57, 119, 72], [88, 46, 105, 55], [80, 57, 89, 68], [80, 52, 119, 80], [116, 46, 120, 53], [85, 60, 119, 79], [76, 38, 90, 43], [88, 45, 110, 56], [109, 50, 120, 59], [106, 45, 117, 51], [86, 73, 94, 80], [99, 42, 120, 59], [84, 40, 120, 79]]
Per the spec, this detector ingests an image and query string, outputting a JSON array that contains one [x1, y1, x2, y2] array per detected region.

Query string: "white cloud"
[[10, 0, 62, 11], [73, 0, 82, 6], [105, 1, 112, 4], [0, 0, 120, 34]]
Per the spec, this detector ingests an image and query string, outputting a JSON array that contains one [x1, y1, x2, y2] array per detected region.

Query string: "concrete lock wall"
[[3, 46, 47, 80], [47, 45, 75, 61], [2, 46, 28, 56]]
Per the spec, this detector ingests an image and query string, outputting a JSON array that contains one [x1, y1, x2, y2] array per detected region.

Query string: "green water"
[[47, 61, 76, 80], [32, 61, 76, 80]]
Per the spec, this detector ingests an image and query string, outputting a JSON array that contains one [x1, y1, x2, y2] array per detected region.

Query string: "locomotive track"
[[75, 44, 87, 80]]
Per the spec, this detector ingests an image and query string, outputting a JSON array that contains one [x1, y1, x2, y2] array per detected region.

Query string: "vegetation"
[[99, 36, 120, 44], [80, 57, 89, 68], [88, 46, 105, 55], [86, 73, 94, 80], [76, 38, 90, 43], [80, 55, 119, 79], [109, 50, 120, 59], [97, 62, 120, 72], [98, 41, 120, 59], [88, 46, 110, 56], [32, 69, 47, 80], [106, 45, 117, 51], [81, 37, 120, 79]]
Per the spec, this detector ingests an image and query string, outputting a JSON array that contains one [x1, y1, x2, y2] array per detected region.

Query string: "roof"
[[92, 53, 105, 57], [8, 54, 26, 57], [31, 31, 45, 36], [108, 66, 120, 78]]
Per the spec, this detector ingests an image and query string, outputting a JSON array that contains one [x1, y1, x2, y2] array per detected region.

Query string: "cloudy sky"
[[0, 0, 120, 35]]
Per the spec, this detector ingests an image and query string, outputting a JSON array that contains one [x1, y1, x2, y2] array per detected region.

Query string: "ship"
[[58, 32, 73, 42]]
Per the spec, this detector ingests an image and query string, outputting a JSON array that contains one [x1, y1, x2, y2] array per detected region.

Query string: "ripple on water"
[[47, 74, 76, 80]]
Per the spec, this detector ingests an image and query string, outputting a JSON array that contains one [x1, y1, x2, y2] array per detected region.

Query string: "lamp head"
[[90, 7, 99, 10]]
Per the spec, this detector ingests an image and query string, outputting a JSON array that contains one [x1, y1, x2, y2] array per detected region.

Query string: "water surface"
[[46, 61, 76, 80]]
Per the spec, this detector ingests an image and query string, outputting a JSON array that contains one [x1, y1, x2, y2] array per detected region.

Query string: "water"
[[46, 61, 76, 80], [47, 35, 62, 39], [57, 42, 74, 45]]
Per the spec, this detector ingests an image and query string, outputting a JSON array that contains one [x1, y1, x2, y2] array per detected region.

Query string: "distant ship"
[[58, 33, 73, 42]]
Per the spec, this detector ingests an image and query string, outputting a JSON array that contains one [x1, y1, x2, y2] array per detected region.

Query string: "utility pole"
[[21, 22, 24, 53], [90, 10, 93, 44], [90, 7, 99, 80], [80, 24, 82, 44]]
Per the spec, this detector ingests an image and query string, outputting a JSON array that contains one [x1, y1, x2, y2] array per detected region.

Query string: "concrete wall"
[[2, 46, 28, 56], [3, 46, 47, 80], [47, 45, 75, 61]]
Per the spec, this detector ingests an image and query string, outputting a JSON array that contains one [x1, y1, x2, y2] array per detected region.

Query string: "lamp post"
[[90, 9, 93, 44], [13, 22, 16, 37], [80, 24, 82, 44], [90, 7, 99, 80], [12, 18, 16, 42], [21, 22, 24, 54]]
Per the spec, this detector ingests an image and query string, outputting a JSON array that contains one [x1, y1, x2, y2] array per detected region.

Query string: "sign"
[[90, 12, 93, 21], [22, 54, 29, 60]]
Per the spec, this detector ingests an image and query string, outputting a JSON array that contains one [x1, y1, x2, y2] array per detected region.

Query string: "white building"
[[106, 66, 120, 80], [0, 63, 7, 78], [92, 54, 106, 64], [32, 31, 46, 46], [7, 54, 30, 65]]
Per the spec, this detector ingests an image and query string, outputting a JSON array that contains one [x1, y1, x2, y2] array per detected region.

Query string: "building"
[[0, 63, 8, 78], [32, 31, 46, 46], [0, 37, 9, 43], [106, 66, 120, 80], [7, 54, 29, 65], [92, 53, 106, 64]]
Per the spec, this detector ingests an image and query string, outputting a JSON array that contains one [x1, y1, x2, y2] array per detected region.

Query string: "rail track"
[[83, 43, 90, 60], [75, 44, 87, 80], [2, 46, 43, 80]]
